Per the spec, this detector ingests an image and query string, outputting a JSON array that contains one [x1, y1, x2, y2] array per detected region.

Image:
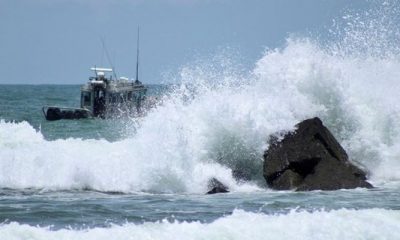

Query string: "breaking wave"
[[1, 209, 399, 240], [1, 1, 400, 192]]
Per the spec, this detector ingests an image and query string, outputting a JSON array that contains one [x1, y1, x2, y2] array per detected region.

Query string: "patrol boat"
[[42, 68, 147, 121], [43, 28, 147, 121]]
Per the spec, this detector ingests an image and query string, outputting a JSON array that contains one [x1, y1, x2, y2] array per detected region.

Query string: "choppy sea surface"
[[2, 3, 400, 239]]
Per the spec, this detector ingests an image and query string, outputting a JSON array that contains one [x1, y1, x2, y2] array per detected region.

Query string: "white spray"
[[1, 1, 400, 192]]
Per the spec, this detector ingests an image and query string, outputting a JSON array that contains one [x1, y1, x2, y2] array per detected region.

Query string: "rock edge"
[[263, 117, 372, 191]]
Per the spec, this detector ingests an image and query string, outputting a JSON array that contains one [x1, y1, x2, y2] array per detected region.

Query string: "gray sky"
[[0, 0, 369, 84]]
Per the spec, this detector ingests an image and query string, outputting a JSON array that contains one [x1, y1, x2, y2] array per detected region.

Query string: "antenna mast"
[[100, 37, 118, 80], [135, 27, 140, 81]]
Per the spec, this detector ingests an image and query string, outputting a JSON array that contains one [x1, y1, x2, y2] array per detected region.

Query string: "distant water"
[[2, 3, 400, 239], [0, 84, 167, 141]]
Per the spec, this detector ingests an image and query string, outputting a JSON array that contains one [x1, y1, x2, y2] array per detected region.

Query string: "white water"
[[1, 209, 399, 240], [2, 2, 400, 192], [1, 36, 400, 191]]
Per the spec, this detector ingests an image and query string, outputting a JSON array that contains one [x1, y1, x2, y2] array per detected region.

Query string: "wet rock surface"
[[206, 178, 229, 194], [263, 117, 372, 191]]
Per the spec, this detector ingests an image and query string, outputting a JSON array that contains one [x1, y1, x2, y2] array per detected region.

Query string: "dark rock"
[[263, 117, 372, 191], [206, 178, 229, 194], [272, 170, 303, 190]]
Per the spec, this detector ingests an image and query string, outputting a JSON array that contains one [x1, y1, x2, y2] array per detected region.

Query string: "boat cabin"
[[80, 67, 147, 118]]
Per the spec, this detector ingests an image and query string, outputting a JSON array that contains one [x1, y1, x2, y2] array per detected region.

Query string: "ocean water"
[[2, 3, 400, 240]]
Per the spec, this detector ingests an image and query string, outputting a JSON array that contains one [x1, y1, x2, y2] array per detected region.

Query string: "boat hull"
[[43, 107, 92, 121]]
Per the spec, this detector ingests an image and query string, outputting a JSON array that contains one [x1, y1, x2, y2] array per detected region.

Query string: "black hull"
[[43, 107, 92, 121]]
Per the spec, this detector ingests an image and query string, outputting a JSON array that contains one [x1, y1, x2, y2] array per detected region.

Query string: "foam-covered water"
[[1, 209, 399, 240], [1, 1, 400, 238]]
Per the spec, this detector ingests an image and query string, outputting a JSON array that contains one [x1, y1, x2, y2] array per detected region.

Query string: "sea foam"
[[0, 209, 399, 240]]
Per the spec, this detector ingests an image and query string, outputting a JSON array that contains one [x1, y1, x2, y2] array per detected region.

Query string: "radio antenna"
[[135, 26, 140, 82], [100, 37, 118, 80]]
